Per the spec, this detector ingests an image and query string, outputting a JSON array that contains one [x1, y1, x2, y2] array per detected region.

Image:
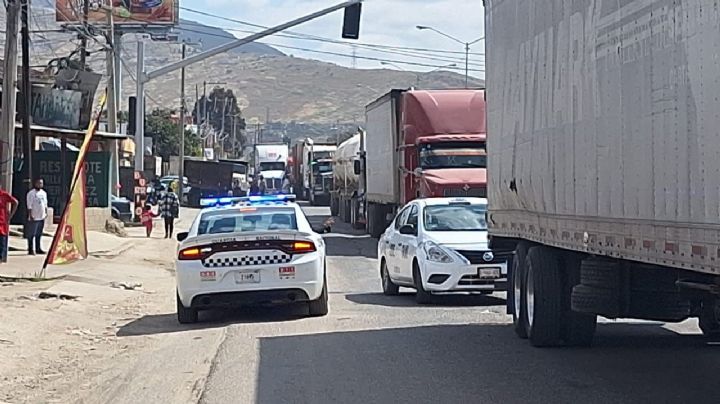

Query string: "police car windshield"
[[423, 204, 487, 232], [198, 207, 298, 235]]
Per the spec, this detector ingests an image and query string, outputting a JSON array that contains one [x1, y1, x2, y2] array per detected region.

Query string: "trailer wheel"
[[571, 284, 619, 318], [511, 242, 530, 339], [629, 291, 690, 322], [368, 204, 384, 238], [524, 246, 563, 347], [580, 259, 620, 289], [699, 299, 720, 338], [562, 255, 597, 347]]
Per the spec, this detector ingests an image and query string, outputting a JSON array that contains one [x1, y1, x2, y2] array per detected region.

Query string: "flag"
[[43, 91, 107, 269]]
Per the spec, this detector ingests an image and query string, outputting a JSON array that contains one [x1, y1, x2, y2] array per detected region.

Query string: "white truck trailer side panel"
[[486, 0, 720, 275], [365, 94, 399, 204]]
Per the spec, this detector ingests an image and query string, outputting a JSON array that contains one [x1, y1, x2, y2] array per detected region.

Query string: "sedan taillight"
[[284, 241, 316, 254], [178, 246, 212, 260]]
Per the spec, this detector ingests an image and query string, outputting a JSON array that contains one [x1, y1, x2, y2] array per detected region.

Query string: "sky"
[[178, 0, 486, 78]]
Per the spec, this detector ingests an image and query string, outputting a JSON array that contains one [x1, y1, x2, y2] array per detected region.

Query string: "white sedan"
[[175, 195, 328, 323], [378, 197, 507, 303]]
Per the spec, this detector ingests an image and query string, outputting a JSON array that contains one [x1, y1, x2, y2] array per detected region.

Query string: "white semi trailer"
[[486, 0, 720, 347]]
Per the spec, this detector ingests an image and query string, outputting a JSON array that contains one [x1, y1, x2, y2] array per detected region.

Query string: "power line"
[[179, 7, 485, 56], [176, 26, 484, 72], [178, 20, 484, 67]]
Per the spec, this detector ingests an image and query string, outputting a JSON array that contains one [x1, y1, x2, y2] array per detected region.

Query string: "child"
[[140, 205, 158, 238]]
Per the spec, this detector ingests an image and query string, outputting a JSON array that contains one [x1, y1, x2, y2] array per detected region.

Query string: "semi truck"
[[254, 143, 289, 194], [364, 89, 488, 238], [330, 130, 366, 228], [485, 0, 720, 347], [300, 139, 336, 205]]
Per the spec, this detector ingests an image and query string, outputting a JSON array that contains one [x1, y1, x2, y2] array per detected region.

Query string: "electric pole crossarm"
[[144, 0, 362, 82]]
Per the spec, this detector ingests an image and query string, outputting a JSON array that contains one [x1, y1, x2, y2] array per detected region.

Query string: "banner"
[[55, 0, 179, 26], [43, 91, 107, 269]]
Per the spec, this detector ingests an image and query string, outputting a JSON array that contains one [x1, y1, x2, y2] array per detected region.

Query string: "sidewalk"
[[0, 207, 196, 280]]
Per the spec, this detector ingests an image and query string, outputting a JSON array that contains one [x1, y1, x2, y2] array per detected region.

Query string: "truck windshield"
[[313, 162, 333, 174], [259, 162, 285, 171], [419, 142, 487, 169], [423, 204, 487, 231]]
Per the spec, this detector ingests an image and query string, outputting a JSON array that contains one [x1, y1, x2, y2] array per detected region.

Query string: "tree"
[[145, 109, 203, 160], [192, 87, 246, 150]]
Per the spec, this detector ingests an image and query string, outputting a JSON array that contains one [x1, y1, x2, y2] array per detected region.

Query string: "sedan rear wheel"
[[381, 259, 400, 296], [176, 292, 198, 324]]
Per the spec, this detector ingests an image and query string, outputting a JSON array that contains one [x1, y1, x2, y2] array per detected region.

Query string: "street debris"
[[105, 219, 128, 237], [110, 281, 143, 291], [38, 292, 79, 301]]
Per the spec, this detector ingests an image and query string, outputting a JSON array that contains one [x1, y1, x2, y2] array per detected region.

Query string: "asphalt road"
[[139, 206, 720, 404]]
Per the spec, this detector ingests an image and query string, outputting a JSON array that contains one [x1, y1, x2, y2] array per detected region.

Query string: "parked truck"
[[254, 143, 289, 194], [183, 158, 248, 207], [485, 0, 720, 347], [300, 139, 336, 205], [364, 89, 488, 238], [331, 130, 366, 228]]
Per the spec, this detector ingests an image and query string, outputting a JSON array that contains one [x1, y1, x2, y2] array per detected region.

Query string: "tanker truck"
[[330, 130, 365, 229]]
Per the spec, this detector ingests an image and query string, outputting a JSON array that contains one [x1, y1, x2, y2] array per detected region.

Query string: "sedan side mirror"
[[399, 224, 416, 235], [177, 232, 189, 242]]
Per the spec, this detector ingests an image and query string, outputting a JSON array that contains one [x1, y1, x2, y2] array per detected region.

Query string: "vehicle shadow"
[[344, 292, 506, 308], [243, 323, 719, 404], [116, 304, 310, 337]]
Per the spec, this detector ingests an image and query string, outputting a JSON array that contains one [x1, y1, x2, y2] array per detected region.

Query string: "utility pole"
[[105, 0, 118, 195], [20, 0, 32, 189], [134, 40, 144, 171], [0, 0, 20, 192], [79, 0, 89, 68], [178, 43, 186, 204]]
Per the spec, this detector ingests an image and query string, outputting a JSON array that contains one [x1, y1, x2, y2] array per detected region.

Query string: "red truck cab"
[[400, 90, 487, 203]]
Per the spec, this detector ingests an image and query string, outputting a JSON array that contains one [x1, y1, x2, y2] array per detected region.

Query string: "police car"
[[378, 197, 507, 304], [175, 195, 328, 323]]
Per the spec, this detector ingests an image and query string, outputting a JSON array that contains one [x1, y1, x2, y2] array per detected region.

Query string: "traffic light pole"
[[133, 0, 362, 171]]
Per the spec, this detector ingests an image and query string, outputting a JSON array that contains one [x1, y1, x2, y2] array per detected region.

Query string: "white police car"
[[378, 197, 507, 304], [175, 195, 328, 323]]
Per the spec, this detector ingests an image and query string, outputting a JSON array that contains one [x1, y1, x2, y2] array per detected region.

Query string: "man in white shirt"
[[26, 178, 48, 255]]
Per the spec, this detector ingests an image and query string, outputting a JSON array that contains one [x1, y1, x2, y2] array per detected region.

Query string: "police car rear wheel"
[[308, 274, 329, 317], [177, 292, 198, 324]]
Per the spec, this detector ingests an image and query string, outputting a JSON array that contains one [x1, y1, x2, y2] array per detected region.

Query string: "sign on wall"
[[56, 0, 179, 25]]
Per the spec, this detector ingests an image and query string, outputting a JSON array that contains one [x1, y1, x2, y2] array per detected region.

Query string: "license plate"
[[478, 267, 500, 279], [235, 272, 260, 284]]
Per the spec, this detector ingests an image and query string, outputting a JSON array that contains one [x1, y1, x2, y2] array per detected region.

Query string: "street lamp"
[[381, 61, 420, 87], [416, 25, 483, 88]]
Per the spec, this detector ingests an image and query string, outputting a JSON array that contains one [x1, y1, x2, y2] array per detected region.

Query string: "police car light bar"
[[200, 194, 296, 207]]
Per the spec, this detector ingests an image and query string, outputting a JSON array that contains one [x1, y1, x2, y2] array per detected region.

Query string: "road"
[[6, 205, 720, 403], [120, 205, 720, 404]]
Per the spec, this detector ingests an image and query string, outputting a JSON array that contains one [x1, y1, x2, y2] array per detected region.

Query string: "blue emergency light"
[[200, 194, 296, 207]]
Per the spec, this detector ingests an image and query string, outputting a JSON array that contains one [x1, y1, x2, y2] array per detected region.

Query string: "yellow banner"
[[44, 91, 107, 267]]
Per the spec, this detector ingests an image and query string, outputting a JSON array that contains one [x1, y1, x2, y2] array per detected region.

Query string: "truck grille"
[[265, 178, 282, 190], [443, 187, 487, 197], [455, 250, 506, 265]]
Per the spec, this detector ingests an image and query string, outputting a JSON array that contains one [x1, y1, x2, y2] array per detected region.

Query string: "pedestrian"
[[158, 186, 180, 239], [248, 177, 260, 196], [26, 178, 48, 255], [258, 175, 267, 195], [140, 204, 158, 238], [281, 175, 291, 194], [0, 186, 18, 263]]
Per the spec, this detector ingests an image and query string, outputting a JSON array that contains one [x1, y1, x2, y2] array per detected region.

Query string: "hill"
[[2, 5, 485, 126]]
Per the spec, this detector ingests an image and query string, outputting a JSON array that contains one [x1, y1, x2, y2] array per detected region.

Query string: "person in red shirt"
[[0, 187, 19, 263], [140, 204, 158, 238]]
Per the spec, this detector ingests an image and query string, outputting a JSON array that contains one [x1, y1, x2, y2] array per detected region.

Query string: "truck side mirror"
[[413, 167, 423, 177], [353, 160, 361, 175]]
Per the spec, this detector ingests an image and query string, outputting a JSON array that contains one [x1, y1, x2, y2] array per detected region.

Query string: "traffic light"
[[342, 3, 362, 39]]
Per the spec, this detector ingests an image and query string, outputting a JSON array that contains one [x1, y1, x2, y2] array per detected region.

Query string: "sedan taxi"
[[378, 197, 507, 303]]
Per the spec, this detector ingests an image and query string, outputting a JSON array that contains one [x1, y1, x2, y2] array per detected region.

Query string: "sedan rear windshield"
[[198, 207, 298, 235], [423, 204, 487, 231]]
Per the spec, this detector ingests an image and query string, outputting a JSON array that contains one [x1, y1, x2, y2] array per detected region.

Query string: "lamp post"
[[380, 61, 420, 87], [416, 25, 483, 88]]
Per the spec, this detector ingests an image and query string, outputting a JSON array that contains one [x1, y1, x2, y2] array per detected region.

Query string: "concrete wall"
[[86, 207, 111, 231]]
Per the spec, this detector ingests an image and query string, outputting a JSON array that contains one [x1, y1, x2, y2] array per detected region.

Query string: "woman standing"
[[158, 186, 180, 239]]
